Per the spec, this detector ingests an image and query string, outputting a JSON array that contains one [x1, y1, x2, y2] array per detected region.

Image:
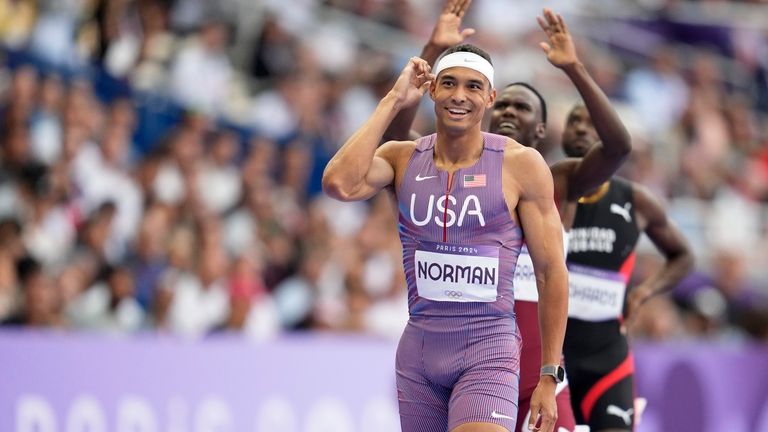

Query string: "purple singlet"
[[395, 132, 524, 431]]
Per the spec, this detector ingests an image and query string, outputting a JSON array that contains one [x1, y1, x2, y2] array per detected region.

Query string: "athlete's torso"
[[564, 177, 640, 354], [397, 132, 523, 317]]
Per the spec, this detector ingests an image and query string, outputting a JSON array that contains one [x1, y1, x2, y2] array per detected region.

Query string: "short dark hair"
[[441, 44, 493, 65], [505, 82, 547, 124]]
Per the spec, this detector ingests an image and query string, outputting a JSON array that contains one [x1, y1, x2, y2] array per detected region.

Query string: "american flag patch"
[[463, 174, 486, 188]]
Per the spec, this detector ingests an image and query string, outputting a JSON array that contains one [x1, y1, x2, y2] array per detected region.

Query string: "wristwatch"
[[540, 365, 565, 383]]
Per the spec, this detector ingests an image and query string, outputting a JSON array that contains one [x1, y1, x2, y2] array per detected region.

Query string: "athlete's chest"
[[396, 134, 518, 237], [568, 182, 639, 260], [399, 166, 513, 229]]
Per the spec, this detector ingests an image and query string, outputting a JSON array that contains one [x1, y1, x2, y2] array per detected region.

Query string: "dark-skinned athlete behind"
[[560, 102, 694, 432], [384, 2, 633, 431]]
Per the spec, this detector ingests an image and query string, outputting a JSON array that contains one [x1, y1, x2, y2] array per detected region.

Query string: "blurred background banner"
[[0, 330, 401, 432], [633, 342, 768, 432], [2, 329, 767, 432]]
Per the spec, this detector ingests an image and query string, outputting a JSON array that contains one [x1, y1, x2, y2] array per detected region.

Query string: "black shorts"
[[564, 319, 635, 431]]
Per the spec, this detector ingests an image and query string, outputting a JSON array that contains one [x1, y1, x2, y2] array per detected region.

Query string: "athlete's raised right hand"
[[429, 0, 476, 49], [389, 57, 434, 111]]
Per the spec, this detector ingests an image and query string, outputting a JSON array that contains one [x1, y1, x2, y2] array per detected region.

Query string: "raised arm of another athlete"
[[323, 58, 433, 201], [384, 0, 475, 141], [625, 184, 694, 323], [507, 146, 569, 432], [538, 8, 632, 203]]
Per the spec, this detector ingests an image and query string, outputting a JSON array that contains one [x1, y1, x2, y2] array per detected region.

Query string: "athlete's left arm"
[[537, 8, 631, 199], [626, 184, 694, 321], [509, 147, 568, 432]]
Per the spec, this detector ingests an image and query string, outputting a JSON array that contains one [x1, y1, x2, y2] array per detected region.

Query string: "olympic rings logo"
[[444, 290, 463, 298]]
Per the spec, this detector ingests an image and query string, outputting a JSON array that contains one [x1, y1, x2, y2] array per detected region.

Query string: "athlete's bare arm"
[[323, 58, 433, 201], [384, 0, 474, 141], [505, 145, 568, 432], [538, 8, 631, 201], [625, 183, 694, 322]]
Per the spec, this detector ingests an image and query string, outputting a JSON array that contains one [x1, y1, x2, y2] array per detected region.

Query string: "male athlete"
[[385, 3, 633, 431], [323, 44, 568, 432], [561, 103, 693, 432]]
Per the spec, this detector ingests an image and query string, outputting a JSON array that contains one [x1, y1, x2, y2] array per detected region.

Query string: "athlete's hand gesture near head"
[[391, 57, 435, 111], [323, 57, 433, 202]]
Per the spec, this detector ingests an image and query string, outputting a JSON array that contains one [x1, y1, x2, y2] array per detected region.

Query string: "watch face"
[[542, 365, 565, 383]]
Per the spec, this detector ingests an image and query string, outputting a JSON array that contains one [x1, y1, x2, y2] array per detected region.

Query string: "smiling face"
[[561, 104, 599, 157], [489, 85, 546, 148], [430, 67, 496, 133]]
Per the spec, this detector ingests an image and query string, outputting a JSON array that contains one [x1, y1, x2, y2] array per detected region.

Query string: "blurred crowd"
[[0, 0, 767, 343]]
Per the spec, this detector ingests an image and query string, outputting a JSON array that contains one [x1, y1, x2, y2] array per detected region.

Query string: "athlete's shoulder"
[[626, 179, 665, 215], [549, 157, 580, 178], [377, 139, 418, 167], [503, 140, 553, 199], [379, 139, 418, 152], [480, 131, 511, 151], [610, 176, 634, 189], [607, 176, 638, 200], [503, 139, 548, 171]]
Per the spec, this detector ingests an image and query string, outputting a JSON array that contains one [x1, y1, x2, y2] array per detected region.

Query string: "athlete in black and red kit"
[[385, 2, 634, 431], [561, 103, 694, 432]]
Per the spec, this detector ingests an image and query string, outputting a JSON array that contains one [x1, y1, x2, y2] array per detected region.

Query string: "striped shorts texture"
[[396, 315, 521, 431]]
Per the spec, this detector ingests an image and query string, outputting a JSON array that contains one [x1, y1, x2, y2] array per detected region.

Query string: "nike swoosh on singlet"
[[415, 174, 438, 182], [490, 410, 514, 420]]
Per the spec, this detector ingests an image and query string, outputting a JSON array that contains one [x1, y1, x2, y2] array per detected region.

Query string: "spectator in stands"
[[168, 17, 233, 114], [127, 203, 170, 311], [197, 129, 242, 214], [66, 264, 145, 333], [29, 72, 64, 165], [0, 219, 22, 321], [223, 249, 279, 340], [155, 218, 230, 337], [624, 46, 689, 139], [0, 0, 36, 49], [2, 255, 62, 327]]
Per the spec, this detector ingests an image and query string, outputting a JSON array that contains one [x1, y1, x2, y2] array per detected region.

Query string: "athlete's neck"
[[578, 181, 610, 204], [434, 128, 484, 170]]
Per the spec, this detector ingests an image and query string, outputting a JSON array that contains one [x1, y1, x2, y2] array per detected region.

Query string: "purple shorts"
[[396, 315, 521, 431]]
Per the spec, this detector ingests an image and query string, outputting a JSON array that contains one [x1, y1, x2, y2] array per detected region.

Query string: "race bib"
[[513, 228, 570, 303], [513, 245, 538, 302], [414, 241, 500, 302], [567, 263, 627, 321]]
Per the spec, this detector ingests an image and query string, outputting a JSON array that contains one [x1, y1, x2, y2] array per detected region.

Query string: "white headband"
[[433, 51, 494, 88]]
